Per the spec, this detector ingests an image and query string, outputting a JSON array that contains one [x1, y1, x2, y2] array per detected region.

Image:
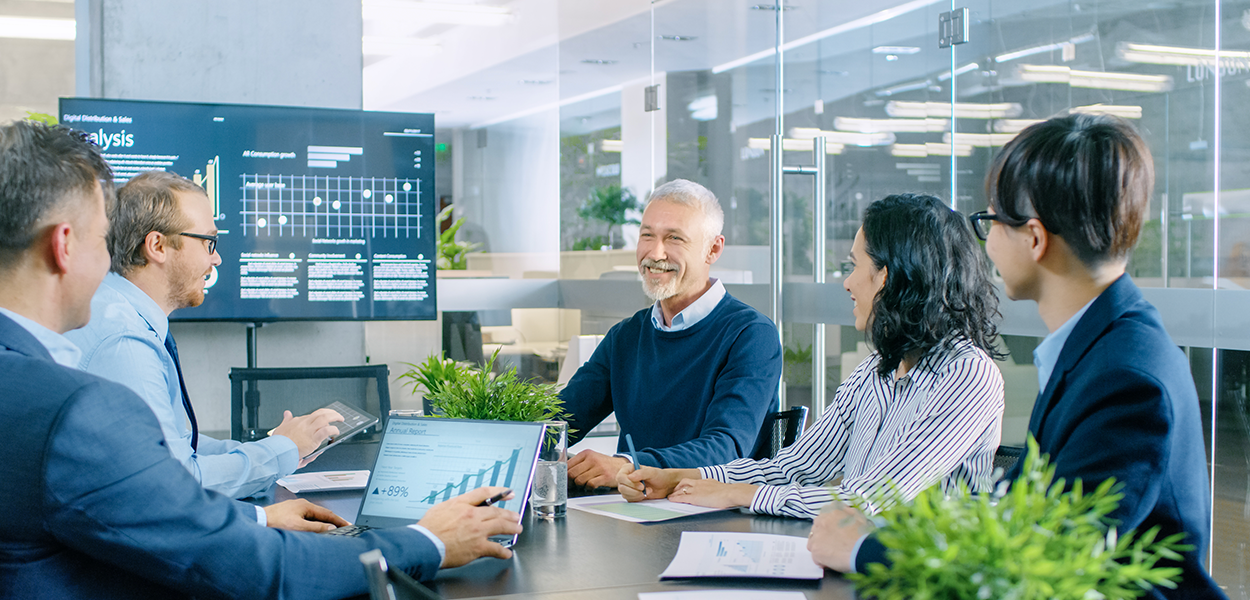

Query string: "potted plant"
[[577, 184, 640, 250], [397, 350, 569, 425], [851, 438, 1188, 600], [436, 204, 482, 270]]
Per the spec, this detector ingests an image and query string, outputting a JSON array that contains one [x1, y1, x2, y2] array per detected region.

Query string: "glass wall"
[[406, 0, 1246, 588]]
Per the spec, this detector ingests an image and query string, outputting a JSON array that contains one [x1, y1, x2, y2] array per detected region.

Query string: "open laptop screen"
[[354, 417, 545, 530]]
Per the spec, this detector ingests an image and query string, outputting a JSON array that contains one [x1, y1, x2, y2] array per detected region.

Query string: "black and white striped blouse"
[[699, 337, 1004, 519]]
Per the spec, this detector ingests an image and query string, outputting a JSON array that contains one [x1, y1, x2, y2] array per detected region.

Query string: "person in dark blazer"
[[807, 114, 1225, 599], [0, 120, 521, 599]]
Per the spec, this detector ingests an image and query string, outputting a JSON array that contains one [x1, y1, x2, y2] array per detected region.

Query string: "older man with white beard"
[[561, 179, 783, 489]]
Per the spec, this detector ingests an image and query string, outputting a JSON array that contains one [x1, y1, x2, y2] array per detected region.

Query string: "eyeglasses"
[[968, 211, 1029, 241], [179, 232, 218, 254]]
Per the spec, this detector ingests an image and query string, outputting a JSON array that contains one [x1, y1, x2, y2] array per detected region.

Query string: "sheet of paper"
[[659, 532, 824, 580], [277, 470, 370, 493], [638, 591, 808, 600], [567, 494, 730, 523]]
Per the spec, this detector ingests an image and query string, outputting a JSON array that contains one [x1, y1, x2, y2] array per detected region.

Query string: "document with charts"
[[567, 494, 729, 523], [659, 532, 823, 580]]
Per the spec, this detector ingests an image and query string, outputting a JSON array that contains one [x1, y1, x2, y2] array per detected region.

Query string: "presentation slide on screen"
[[59, 98, 437, 321]]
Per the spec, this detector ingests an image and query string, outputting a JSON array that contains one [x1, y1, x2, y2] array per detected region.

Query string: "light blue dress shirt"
[[0, 307, 82, 367], [649, 278, 726, 331], [1033, 299, 1096, 392], [64, 273, 300, 500]]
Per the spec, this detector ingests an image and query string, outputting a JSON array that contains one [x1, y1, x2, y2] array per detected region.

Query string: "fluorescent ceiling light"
[[1017, 64, 1173, 92], [872, 46, 921, 55], [995, 32, 1096, 63], [748, 138, 846, 154], [789, 127, 896, 147], [1069, 104, 1143, 119], [937, 62, 980, 81], [875, 79, 937, 97], [833, 117, 949, 133], [712, 0, 946, 74], [362, 1, 512, 27], [890, 143, 973, 157], [992, 119, 1043, 133], [687, 96, 718, 121], [944, 132, 1018, 147], [1117, 42, 1250, 68], [885, 101, 1023, 119], [0, 16, 74, 40], [362, 36, 442, 56], [600, 140, 623, 153]]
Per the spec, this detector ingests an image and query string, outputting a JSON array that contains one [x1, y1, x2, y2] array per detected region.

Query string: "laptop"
[[324, 416, 546, 548]]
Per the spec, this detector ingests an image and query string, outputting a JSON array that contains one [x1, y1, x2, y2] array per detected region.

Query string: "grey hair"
[[647, 179, 724, 245]]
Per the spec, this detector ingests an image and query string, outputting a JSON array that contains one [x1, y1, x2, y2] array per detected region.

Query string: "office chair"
[[751, 406, 809, 460], [993, 445, 1025, 475], [228, 365, 390, 443], [359, 549, 441, 600]]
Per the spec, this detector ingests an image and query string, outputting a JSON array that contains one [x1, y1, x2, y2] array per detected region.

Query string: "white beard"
[[639, 258, 680, 301]]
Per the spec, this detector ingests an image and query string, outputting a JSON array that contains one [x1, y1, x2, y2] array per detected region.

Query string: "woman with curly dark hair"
[[617, 193, 1006, 518]]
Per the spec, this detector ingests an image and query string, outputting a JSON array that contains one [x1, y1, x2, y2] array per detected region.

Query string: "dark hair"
[[986, 114, 1153, 267], [862, 193, 1004, 377], [0, 121, 114, 268], [109, 170, 203, 275]]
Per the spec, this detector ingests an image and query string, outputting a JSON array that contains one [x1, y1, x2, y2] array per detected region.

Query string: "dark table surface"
[[264, 441, 856, 600]]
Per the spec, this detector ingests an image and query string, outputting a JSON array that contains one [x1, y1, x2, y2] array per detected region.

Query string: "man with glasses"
[[66, 170, 342, 500]]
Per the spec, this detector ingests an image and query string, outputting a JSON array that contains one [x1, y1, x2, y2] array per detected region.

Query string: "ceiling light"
[[1069, 104, 1143, 119], [687, 96, 718, 121], [875, 79, 938, 97], [937, 62, 980, 81], [890, 143, 974, 157], [789, 128, 896, 147], [944, 132, 1018, 146], [748, 138, 846, 154], [833, 117, 949, 133], [658, 35, 698, 42], [993, 119, 1044, 133], [362, 36, 442, 56], [749, 4, 796, 10], [600, 140, 623, 153], [995, 32, 1097, 63], [362, 1, 512, 27], [520, 79, 553, 85], [1116, 42, 1250, 68], [873, 46, 921, 55], [0, 16, 74, 40], [885, 101, 1023, 119], [1017, 64, 1173, 92], [581, 59, 618, 65]]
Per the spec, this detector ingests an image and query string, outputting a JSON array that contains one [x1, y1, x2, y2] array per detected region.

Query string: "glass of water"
[[530, 420, 567, 518]]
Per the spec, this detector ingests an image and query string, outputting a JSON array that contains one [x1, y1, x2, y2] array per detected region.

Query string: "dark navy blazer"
[[857, 275, 1225, 599], [0, 314, 441, 599]]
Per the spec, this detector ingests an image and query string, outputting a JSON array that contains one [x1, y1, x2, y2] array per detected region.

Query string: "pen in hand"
[[625, 434, 646, 495], [478, 489, 511, 507]]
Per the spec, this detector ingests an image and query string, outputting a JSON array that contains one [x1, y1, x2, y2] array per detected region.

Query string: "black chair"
[[360, 549, 440, 600], [751, 406, 809, 460], [993, 444, 1025, 475], [228, 365, 391, 443]]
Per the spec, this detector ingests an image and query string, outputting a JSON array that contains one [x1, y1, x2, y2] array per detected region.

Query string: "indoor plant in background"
[[577, 184, 641, 250], [436, 204, 482, 270], [850, 438, 1187, 600]]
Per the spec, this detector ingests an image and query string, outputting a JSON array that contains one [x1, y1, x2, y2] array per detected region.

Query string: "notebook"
[[324, 416, 546, 548]]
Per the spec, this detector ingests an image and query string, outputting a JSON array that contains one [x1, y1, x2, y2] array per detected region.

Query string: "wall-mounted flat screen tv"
[[59, 98, 436, 321]]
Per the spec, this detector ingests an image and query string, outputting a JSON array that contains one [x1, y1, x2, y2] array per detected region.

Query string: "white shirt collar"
[[1033, 298, 1096, 392], [650, 279, 726, 332], [0, 306, 83, 367]]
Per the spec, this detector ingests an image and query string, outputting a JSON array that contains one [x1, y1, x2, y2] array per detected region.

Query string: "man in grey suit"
[[0, 120, 520, 599]]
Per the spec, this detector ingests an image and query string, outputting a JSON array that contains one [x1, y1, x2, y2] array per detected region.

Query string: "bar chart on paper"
[[239, 174, 423, 239]]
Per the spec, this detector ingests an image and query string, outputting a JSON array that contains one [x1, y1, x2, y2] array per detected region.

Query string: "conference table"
[[267, 441, 858, 600]]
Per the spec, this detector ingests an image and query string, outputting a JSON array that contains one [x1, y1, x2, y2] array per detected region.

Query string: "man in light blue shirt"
[[66, 170, 343, 499]]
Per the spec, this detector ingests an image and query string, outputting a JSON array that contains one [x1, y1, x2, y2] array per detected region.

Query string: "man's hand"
[[567, 449, 629, 488], [807, 501, 876, 573], [616, 464, 696, 502], [263, 499, 350, 532], [271, 408, 343, 462], [668, 478, 757, 509], [418, 486, 523, 568]]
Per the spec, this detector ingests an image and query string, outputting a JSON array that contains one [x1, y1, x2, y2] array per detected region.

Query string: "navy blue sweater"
[[561, 293, 782, 468]]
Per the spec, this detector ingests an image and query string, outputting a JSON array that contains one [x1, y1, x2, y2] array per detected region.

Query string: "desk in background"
[[269, 442, 856, 600]]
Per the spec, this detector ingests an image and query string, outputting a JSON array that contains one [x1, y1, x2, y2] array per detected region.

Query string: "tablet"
[[300, 401, 379, 460]]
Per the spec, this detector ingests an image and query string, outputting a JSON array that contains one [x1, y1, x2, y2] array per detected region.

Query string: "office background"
[[3, 0, 1248, 592]]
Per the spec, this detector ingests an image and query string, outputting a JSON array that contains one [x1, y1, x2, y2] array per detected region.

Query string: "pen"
[[625, 433, 642, 471], [478, 489, 511, 507]]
